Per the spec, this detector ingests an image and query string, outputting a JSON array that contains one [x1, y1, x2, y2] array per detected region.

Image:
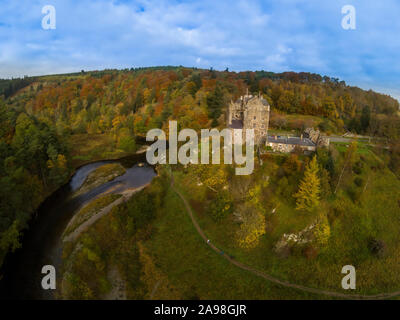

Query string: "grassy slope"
[[63, 193, 121, 238], [143, 182, 320, 299], [69, 134, 134, 168], [170, 145, 400, 297], [61, 141, 400, 299], [61, 170, 322, 299]]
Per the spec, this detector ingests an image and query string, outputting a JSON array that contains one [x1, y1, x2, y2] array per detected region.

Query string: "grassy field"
[[331, 141, 371, 155], [269, 113, 338, 134], [68, 134, 134, 168], [284, 114, 325, 125]]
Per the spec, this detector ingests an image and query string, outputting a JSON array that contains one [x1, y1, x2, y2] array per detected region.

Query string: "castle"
[[227, 91, 329, 153], [227, 91, 270, 145]]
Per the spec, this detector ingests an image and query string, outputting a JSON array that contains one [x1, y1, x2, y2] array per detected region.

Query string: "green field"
[[68, 134, 135, 168]]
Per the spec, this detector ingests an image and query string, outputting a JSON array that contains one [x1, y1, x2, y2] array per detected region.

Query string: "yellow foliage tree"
[[237, 206, 266, 249], [294, 156, 321, 212], [313, 214, 331, 246], [191, 164, 227, 190]]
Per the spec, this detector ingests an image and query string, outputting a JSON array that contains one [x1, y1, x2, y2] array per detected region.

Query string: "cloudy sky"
[[0, 0, 399, 100]]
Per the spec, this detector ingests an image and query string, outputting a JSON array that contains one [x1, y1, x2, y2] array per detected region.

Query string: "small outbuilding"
[[266, 135, 316, 153]]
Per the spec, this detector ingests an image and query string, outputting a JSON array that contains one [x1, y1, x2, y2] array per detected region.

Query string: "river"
[[0, 154, 156, 300]]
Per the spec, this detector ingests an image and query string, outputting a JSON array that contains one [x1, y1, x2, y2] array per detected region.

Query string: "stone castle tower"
[[228, 91, 270, 145]]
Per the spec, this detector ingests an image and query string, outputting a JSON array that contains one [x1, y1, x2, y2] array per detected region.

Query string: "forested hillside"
[[0, 98, 70, 266], [0, 66, 399, 268], [5, 67, 400, 139]]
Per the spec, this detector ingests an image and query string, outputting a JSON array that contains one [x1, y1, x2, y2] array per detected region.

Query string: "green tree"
[[360, 105, 371, 133], [207, 192, 233, 221], [294, 156, 321, 212], [206, 85, 224, 127], [0, 220, 21, 264]]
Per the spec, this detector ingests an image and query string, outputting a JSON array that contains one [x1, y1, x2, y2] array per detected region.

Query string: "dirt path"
[[63, 185, 148, 243], [149, 280, 161, 300], [169, 170, 400, 300]]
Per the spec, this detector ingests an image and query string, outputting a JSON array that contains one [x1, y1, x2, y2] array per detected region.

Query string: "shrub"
[[207, 192, 233, 221], [347, 185, 362, 203], [353, 163, 363, 175], [118, 135, 136, 153], [313, 215, 331, 246], [303, 245, 318, 259], [354, 177, 364, 187], [368, 238, 386, 258]]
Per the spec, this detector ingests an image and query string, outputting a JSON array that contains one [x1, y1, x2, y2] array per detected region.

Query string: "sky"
[[0, 0, 399, 101]]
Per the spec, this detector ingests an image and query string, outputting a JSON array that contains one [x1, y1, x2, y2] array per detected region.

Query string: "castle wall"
[[228, 95, 270, 145], [266, 142, 316, 153]]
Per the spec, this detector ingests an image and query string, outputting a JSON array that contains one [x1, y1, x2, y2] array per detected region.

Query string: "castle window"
[[254, 116, 256, 120]]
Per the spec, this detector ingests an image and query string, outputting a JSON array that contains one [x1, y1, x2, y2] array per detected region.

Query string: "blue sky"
[[0, 0, 399, 101]]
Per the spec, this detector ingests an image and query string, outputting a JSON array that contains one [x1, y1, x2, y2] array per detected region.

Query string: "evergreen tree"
[[361, 105, 371, 133], [190, 73, 202, 90], [206, 85, 224, 127], [294, 156, 321, 212], [133, 91, 143, 112]]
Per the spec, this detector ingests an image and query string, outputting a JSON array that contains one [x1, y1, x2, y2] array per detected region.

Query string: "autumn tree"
[[313, 213, 331, 246], [207, 191, 233, 221], [237, 205, 266, 249], [294, 156, 321, 212], [389, 139, 400, 176]]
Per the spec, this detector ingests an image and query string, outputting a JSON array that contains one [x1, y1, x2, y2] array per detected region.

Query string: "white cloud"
[[0, 0, 399, 101]]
